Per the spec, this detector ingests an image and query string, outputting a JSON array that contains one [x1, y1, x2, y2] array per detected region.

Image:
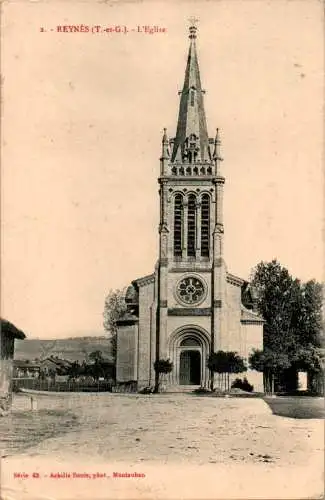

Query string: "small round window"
[[176, 276, 206, 306]]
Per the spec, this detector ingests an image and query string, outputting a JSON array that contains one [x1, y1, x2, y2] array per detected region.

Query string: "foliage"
[[139, 386, 155, 394], [193, 387, 211, 394], [231, 377, 254, 392], [290, 345, 323, 373], [67, 361, 82, 381], [207, 351, 247, 391], [249, 348, 290, 373], [153, 359, 173, 393], [66, 358, 115, 382], [249, 348, 291, 394], [103, 289, 127, 363], [250, 260, 324, 393], [207, 351, 246, 374], [88, 350, 104, 363], [154, 359, 173, 374], [294, 281, 323, 348]]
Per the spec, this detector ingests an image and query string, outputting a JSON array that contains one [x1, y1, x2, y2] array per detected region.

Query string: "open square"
[[2, 392, 323, 499]]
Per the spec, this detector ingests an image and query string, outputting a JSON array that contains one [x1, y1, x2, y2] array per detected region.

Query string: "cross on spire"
[[188, 16, 199, 27], [188, 16, 199, 39]]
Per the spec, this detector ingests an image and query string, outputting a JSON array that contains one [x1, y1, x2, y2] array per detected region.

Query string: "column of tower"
[[212, 129, 226, 352], [157, 128, 170, 359]]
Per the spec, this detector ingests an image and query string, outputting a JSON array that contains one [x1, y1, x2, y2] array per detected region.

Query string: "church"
[[116, 24, 264, 392]]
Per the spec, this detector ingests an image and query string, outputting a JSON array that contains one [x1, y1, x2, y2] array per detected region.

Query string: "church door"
[[179, 350, 201, 385]]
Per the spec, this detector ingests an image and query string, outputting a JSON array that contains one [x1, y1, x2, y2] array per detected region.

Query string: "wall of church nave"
[[116, 324, 138, 382], [166, 271, 212, 308], [223, 282, 242, 352], [240, 323, 263, 360], [245, 370, 264, 393], [213, 370, 263, 393], [138, 282, 155, 387]]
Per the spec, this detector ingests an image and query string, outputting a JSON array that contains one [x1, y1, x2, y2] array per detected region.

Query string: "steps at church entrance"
[[164, 385, 202, 393]]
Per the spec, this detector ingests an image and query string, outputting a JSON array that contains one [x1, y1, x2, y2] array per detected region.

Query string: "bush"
[[193, 386, 211, 394], [231, 377, 254, 393], [154, 359, 173, 374], [139, 386, 155, 394]]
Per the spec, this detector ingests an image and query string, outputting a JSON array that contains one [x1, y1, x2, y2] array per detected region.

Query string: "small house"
[[0, 319, 26, 413], [39, 356, 73, 380], [13, 360, 41, 379]]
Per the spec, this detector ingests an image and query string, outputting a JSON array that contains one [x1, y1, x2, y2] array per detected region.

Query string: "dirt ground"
[[1, 392, 324, 499]]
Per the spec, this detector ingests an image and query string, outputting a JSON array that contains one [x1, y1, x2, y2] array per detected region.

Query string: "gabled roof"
[[226, 272, 245, 287], [132, 273, 155, 288], [0, 318, 26, 339], [240, 306, 264, 324], [44, 356, 73, 367], [14, 359, 40, 368]]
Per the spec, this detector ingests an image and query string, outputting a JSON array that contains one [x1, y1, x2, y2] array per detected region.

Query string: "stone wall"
[[116, 322, 138, 383], [240, 322, 264, 392], [137, 282, 155, 388], [224, 281, 242, 352]]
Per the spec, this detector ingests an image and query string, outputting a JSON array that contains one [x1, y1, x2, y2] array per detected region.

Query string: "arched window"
[[174, 194, 183, 257], [201, 194, 210, 257], [180, 337, 201, 347], [187, 194, 196, 256]]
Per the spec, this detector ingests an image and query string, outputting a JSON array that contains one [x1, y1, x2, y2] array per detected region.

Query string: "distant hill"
[[14, 336, 113, 363]]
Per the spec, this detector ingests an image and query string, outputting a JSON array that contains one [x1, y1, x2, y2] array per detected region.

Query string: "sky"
[[1, 0, 324, 339]]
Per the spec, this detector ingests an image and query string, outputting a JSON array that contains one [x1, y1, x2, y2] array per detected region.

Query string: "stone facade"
[[116, 25, 264, 392]]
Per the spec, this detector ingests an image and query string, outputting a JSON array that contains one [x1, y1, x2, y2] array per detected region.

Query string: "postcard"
[[1, 1, 324, 499]]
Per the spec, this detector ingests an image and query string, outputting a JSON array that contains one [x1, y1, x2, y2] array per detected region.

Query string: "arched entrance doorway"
[[168, 326, 210, 387], [179, 349, 201, 385]]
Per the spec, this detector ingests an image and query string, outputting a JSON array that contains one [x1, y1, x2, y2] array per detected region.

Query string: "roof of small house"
[[13, 359, 40, 368], [41, 356, 73, 368], [0, 318, 26, 339]]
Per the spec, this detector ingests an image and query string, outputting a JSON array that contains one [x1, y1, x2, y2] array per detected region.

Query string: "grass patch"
[[264, 396, 325, 419], [0, 409, 78, 456]]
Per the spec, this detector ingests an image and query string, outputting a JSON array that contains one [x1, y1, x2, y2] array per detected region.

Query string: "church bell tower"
[[115, 21, 264, 391], [157, 23, 227, 378]]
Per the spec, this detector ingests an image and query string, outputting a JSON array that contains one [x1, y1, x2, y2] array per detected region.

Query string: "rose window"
[[176, 276, 205, 305]]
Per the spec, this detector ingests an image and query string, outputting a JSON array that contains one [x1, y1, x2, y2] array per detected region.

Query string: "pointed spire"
[[171, 22, 210, 163]]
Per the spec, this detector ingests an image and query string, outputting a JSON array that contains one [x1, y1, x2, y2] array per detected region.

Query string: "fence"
[[13, 378, 113, 393]]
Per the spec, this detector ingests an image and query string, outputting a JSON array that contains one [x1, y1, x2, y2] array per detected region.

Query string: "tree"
[[86, 350, 115, 382], [67, 361, 81, 381], [207, 351, 226, 391], [294, 281, 323, 348], [249, 348, 290, 394], [250, 260, 298, 352], [88, 350, 104, 363], [153, 359, 173, 393], [103, 289, 127, 365], [250, 260, 323, 393], [207, 351, 247, 392]]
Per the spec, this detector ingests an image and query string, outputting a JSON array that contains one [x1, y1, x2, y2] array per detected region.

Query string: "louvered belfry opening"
[[201, 194, 210, 257], [173, 193, 211, 260], [173, 194, 183, 257], [187, 194, 196, 256]]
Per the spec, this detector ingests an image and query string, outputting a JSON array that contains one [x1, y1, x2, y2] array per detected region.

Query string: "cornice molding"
[[132, 274, 155, 288], [241, 305, 265, 324], [168, 308, 211, 316], [226, 272, 244, 287]]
